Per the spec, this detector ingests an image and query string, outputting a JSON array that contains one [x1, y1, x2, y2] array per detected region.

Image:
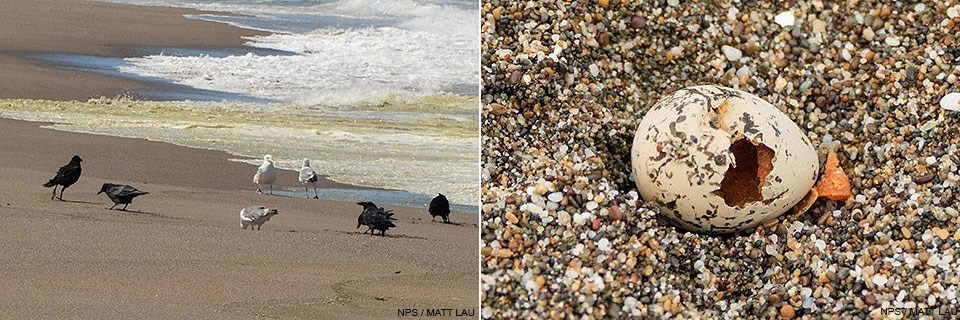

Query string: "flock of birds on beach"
[[43, 154, 454, 237]]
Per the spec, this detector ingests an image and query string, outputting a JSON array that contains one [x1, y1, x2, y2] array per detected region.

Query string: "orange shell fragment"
[[816, 152, 852, 201]]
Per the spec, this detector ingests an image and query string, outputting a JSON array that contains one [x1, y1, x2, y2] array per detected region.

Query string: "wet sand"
[[0, 0, 269, 100]]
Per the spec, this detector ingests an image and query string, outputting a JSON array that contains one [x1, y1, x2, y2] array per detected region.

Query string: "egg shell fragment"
[[631, 85, 819, 234]]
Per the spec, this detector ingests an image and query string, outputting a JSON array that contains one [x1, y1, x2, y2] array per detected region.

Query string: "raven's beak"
[[97, 190, 103, 194]]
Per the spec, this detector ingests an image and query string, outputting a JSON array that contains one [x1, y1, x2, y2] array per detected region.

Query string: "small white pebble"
[[597, 238, 611, 251], [948, 5, 960, 18], [915, 3, 926, 12], [885, 36, 901, 47], [925, 156, 937, 165], [482, 307, 493, 319], [940, 92, 960, 111], [589, 64, 600, 77], [765, 244, 777, 256], [774, 11, 795, 27], [927, 254, 940, 267], [624, 297, 638, 310], [570, 243, 585, 256], [814, 239, 827, 252], [547, 192, 563, 203], [721, 45, 742, 61], [841, 49, 852, 61], [528, 204, 544, 214], [585, 201, 599, 211], [872, 274, 889, 287]]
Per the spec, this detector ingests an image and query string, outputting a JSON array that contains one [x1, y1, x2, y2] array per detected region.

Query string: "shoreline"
[[1, 117, 477, 213]]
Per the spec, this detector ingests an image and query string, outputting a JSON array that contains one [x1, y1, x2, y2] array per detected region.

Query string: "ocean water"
[[12, 0, 479, 208], [106, 0, 479, 105]]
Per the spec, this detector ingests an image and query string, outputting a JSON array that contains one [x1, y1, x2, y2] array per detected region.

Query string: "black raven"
[[356, 201, 396, 236], [429, 193, 451, 223], [97, 183, 149, 211], [43, 155, 83, 201]]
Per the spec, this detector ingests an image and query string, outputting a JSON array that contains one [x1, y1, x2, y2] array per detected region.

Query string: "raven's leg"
[[58, 187, 66, 201], [304, 186, 309, 198], [256, 185, 263, 194], [121, 203, 129, 211], [313, 187, 319, 199], [109, 203, 117, 210], [444, 215, 450, 223], [257, 225, 261, 231], [50, 185, 58, 199], [432, 216, 436, 222], [269, 185, 273, 195]]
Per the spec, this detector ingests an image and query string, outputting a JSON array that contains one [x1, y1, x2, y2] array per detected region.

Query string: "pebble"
[[872, 274, 888, 287], [862, 28, 875, 41], [547, 192, 563, 203], [505, 212, 519, 224], [591, 219, 601, 231], [779, 304, 794, 319], [940, 92, 960, 111], [608, 206, 623, 221], [721, 45, 742, 61], [885, 36, 901, 47], [597, 238, 611, 251], [774, 11, 795, 27], [811, 20, 827, 33], [927, 255, 940, 267]]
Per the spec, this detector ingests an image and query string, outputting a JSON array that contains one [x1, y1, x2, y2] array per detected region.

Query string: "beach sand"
[[0, 0, 478, 317], [0, 0, 269, 100], [0, 118, 478, 318]]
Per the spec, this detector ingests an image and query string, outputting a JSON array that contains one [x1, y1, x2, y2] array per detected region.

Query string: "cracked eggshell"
[[631, 85, 819, 234]]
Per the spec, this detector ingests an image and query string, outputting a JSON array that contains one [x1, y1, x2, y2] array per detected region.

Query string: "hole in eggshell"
[[718, 138, 775, 208]]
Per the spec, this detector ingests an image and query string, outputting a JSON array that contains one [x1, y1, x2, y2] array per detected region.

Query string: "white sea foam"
[[112, 0, 478, 106]]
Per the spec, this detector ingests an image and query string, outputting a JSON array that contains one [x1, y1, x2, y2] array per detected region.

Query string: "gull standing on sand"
[[253, 154, 277, 194], [240, 206, 279, 230], [98, 183, 149, 211], [298, 158, 320, 199], [43, 155, 83, 201]]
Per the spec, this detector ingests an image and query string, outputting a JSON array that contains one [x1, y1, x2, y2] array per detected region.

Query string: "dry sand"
[[0, 0, 269, 100], [0, 118, 478, 318]]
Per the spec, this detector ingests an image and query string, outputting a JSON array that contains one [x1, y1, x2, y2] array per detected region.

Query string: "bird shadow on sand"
[[326, 229, 429, 240], [106, 208, 190, 221], [412, 220, 477, 228], [55, 199, 101, 205]]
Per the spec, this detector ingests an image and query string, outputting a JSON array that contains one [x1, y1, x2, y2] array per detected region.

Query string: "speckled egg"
[[631, 85, 819, 234]]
